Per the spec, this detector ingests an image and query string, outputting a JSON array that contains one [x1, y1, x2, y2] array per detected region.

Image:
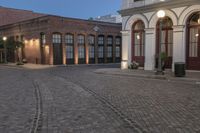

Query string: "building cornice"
[[119, 0, 200, 17]]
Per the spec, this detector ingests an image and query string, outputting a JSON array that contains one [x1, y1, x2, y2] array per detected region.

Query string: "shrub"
[[128, 61, 139, 69]]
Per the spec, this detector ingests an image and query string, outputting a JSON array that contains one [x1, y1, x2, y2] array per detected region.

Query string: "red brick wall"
[[0, 6, 45, 26]]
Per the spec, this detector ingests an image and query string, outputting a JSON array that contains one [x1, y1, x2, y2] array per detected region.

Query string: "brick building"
[[0, 7, 121, 65]]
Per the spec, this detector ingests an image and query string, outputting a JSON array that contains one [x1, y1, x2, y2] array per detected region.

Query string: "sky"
[[0, 0, 121, 19]]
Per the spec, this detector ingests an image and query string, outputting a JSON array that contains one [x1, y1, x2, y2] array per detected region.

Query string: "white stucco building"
[[120, 0, 200, 70]]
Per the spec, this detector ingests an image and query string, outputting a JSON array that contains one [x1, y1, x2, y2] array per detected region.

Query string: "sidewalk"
[[94, 68, 200, 84], [0, 63, 54, 70]]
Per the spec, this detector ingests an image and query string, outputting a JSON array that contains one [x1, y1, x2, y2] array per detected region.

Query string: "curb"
[[94, 70, 200, 85]]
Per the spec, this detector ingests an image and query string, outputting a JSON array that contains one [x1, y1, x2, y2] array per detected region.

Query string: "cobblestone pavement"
[[1, 64, 200, 133], [0, 67, 36, 133], [49, 65, 200, 133]]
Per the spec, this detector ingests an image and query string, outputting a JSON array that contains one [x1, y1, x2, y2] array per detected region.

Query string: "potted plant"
[[128, 61, 139, 69]]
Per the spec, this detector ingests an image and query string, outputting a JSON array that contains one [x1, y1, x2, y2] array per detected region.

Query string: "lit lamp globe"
[[3, 36, 7, 41], [157, 10, 166, 18]]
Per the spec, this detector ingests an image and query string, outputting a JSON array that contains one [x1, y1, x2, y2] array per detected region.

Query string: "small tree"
[[6, 37, 24, 64]]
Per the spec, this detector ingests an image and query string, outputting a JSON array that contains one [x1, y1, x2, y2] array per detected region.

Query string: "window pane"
[[116, 46, 120, 57], [78, 35, 85, 44], [65, 34, 73, 44], [78, 46, 85, 58], [41, 34, 46, 44], [116, 38, 121, 45], [98, 36, 104, 45], [107, 37, 113, 45], [189, 28, 198, 57], [66, 45, 74, 59], [107, 46, 112, 57], [98, 46, 104, 58], [53, 34, 61, 43], [89, 46, 95, 58]]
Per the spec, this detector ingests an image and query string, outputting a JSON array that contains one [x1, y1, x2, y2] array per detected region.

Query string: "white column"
[[121, 30, 130, 69], [144, 28, 156, 70], [172, 25, 185, 71]]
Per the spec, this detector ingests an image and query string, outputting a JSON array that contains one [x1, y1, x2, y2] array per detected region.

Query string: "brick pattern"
[[0, 12, 121, 65], [0, 6, 45, 26]]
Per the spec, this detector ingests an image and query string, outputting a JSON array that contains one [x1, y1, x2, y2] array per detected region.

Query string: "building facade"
[[95, 14, 122, 23], [120, 0, 200, 70], [0, 7, 121, 65]]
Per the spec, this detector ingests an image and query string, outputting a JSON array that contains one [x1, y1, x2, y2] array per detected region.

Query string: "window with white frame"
[[78, 35, 85, 44], [65, 34, 73, 44], [52, 34, 61, 43], [98, 36, 104, 45]]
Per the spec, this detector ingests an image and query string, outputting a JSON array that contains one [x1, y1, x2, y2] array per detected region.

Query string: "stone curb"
[[94, 69, 200, 85]]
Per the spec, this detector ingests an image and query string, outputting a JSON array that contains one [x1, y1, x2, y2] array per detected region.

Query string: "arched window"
[[65, 34, 74, 64], [132, 20, 145, 66], [88, 35, 95, 63], [78, 35, 85, 64], [187, 12, 200, 70], [98, 35, 104, 63], [156, 17, 173, 68]]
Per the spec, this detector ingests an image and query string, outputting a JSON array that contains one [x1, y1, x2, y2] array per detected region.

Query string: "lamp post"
[[3, 36, 7, 63], [156, 10, 165, 75]]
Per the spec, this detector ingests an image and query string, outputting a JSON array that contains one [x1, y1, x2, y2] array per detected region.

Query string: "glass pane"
[[107, 46, 112, 57], [98, 46, 104, 58], [89, 46, 95, 58], [98, 36, 104, 45], [66, 45, 74, 59], [107, 37, 113, 45], [168, 30, 173, 57], [78, 35, 85, 44], [116, 38, 121, 45], [65, 34, 73, 44], [134, 33, 140, 44], [116, 46, 120, 57], [78, 46, 85, 58], [189, 13, 200, 25], [189, 28, 198, 57], [134, 21, 144, 30]]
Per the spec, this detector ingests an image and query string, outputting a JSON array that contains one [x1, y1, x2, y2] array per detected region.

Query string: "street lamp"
[[156, 10, 165, 75], [3, 36, 7, 63]]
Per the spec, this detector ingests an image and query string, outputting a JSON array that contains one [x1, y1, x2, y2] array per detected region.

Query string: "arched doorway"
[[187, 12, 200, 70], [132, 20, 145, 67], [156, 17, 173, 68]]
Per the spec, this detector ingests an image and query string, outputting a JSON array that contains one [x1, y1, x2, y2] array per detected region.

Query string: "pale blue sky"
[[0, 0, 121, 19]]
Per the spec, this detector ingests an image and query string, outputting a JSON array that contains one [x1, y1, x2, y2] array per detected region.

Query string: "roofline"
[[0, 15, 50, 28], [0, 14, 121, 29], [49, 15, 122, 26]]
